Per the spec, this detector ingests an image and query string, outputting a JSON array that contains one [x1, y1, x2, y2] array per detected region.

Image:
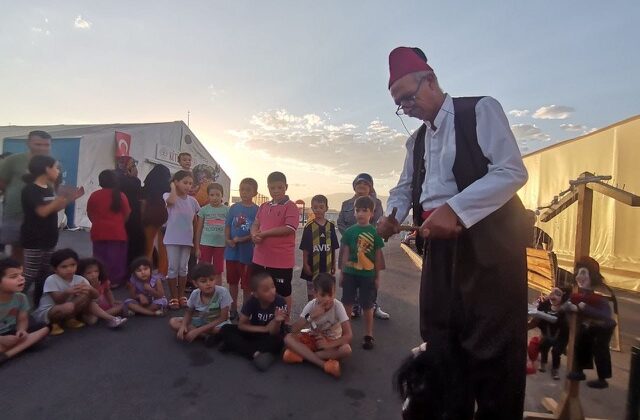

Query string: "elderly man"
[[0, 130, 52, 260], [378, 47, 529, 419]]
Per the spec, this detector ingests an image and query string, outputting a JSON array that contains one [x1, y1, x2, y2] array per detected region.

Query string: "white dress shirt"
[[386, 94, 528, 228]]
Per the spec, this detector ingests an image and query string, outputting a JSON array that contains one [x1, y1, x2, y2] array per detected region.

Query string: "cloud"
[[227, 109, 409, 180], [74, 15, 92, 29], [532, 105, 574, 120], [511, 124, 551, 142], [508, 109, 530, 118], [560, 123, 586, 132]]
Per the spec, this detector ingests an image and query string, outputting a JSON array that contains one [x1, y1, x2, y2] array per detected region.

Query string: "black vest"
[[411, 97, 528, 265]]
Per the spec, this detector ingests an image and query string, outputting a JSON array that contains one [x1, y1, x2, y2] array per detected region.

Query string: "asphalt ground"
[[1, 230, 636, 419]]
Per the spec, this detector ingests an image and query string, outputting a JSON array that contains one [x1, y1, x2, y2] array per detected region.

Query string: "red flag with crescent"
[[115, 131, 131, 157]]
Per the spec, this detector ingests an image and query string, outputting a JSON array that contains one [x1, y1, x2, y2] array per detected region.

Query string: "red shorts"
[[296, 331, 318, 352], [198, 246, 224, 274], [226, 260, 251, 290]]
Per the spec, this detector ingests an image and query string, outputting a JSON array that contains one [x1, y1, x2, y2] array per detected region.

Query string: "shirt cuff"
[[446, 197, 473, 229]]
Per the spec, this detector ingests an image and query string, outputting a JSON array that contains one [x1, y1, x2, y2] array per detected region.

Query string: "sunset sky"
[[1, 1, 638, 199]]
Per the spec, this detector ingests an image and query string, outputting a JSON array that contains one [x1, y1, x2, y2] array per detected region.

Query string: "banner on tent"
[[115, 131, 131, 157]]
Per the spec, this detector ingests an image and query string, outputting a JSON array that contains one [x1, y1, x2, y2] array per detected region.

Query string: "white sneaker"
[[107, 317, 128, 328], [374, 305, 390, 320]]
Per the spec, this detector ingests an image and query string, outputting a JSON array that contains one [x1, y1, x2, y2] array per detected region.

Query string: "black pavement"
[[2, 230, 636, 419]]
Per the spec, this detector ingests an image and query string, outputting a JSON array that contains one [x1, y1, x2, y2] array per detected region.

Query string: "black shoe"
[[587, 379, 609, 389], [362, 335, 375, 350], [204, 334, 222, 348], [551, 369, 560, 380], [567, 370, 586, 381]]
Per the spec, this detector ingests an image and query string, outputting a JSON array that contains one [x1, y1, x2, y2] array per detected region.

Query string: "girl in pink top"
[[77, 258, 124, 317]]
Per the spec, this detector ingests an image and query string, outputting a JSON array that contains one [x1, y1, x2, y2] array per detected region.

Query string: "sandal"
[[169, 298, 180, 310], [179, 296, 188, 308], [362, 335, 375, 350]]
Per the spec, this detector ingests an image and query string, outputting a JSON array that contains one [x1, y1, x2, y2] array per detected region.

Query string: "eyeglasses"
[[395, 77, 426, 116]]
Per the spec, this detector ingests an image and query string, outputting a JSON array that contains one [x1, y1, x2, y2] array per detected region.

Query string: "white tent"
[[0, 121, 230, 229]]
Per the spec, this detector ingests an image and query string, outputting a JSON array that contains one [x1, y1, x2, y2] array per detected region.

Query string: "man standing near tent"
[[0, 130, 52, 261], [378, 47, 529, 419]]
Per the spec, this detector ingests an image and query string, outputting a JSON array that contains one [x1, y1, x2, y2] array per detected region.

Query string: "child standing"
[[0, 258, 49, 365], [87, 170, 131, 288], [164, 170, 200, 309], [218, 271, 288, 372], [77, 258, 124, 317], [195, 183, 228, 286], [169, 263, 232, 343], [340, 196, 385, 350], [21, 155, 83, 304], [283, 273, 352, 378], [251, 172, 299, 311], [124, 257, 168, 317], [337, 173, 388, 320], [225, 178, 259, 319], [300, 195, 339, 302], [32, 249, 127, 335]]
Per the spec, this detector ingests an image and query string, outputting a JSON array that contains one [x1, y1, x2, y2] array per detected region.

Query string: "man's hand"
[[420, 204, 462, 239], [377, 208, 401, 240]]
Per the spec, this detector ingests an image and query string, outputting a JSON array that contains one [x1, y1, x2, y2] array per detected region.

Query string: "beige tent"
[[519, 115, 640, 292]]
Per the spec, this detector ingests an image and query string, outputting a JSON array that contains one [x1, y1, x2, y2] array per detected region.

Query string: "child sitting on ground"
[[77, 258, 123, 317], [0, 258, 50, 365], [169, 263, 232, 343], [283, 273, 352, 378], [300, 194, 339, 302], [123, 257, 168, 317], [218, 271, 288, 372], [32, 249, 127, 335]]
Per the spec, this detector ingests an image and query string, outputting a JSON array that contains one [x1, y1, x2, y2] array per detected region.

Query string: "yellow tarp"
[[519, 115, 640, 292]]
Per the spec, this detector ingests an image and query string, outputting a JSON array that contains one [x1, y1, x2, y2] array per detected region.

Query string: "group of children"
[[1, 167, 388, 378]]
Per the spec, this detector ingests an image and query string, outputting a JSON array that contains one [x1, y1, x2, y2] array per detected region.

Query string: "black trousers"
[[219, 324, 283, 359], [420, 236, 527, 420], [575, 323, 614, 379], [540, 334, 567, 369]]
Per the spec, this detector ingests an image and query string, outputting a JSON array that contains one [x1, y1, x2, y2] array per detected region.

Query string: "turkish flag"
[[115, 131, 131, 157]]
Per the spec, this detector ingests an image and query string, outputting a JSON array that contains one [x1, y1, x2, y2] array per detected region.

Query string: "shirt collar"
[[425, 93, 453, 132], [269, 195, 290, 206]]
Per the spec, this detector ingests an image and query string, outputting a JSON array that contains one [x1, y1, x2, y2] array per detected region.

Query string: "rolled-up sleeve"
[[447, 97, 528, 228], [386, 134, 416, 223]]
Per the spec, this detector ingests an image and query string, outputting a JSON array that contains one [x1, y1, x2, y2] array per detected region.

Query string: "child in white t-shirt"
[[169, 263, 232, 343], [32, 249, 127, 335], [283, 273, 352, 378]]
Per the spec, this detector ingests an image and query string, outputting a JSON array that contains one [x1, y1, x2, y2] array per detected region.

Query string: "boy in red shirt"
[[251, 172, 299, 311]]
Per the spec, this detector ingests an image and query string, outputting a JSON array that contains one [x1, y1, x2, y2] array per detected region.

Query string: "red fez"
[[388, 47, 433, 89]]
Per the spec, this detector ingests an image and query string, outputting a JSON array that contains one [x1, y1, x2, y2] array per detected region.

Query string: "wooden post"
[[574, 177, 593, 262]]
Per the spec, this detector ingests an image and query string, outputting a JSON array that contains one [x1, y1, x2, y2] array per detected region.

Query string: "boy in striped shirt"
[[299, 195, 339, 302]]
